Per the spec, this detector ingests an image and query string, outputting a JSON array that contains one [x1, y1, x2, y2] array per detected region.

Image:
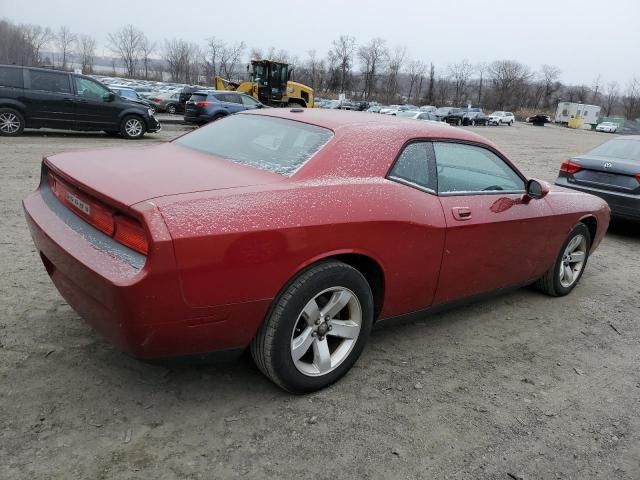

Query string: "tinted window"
[[219, 93, 242, 104], [74, 77, 108, 99], [389, 142, 435, 190], [29, 70, 71, 93], [174, 115, 333, 176], [434, 142, 524, 193], [0, 67, 23, 88], [588, 139, 640, 161], [189, 93, 209, 102]]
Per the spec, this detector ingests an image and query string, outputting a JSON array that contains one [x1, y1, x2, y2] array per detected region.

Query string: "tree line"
[[1, 18, 639, 118]]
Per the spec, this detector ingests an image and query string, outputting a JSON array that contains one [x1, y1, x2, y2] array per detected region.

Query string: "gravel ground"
[[1, 123, 639, 480]]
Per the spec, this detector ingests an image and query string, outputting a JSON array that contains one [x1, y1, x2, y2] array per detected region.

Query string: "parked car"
[[109, 86, 156, 112], [396, 110, 444, 124], [366, 105, 382, 113], [23, 109, 610, 393], [555, 136, 640, 221], [419, 105, 437, 113], [434, 107, 461, 122], [596, 121, 618, 133], [488, 111, 515, 125], [462, 111, 489, 126], [0, 64, 160, 139], [184, 91, 264, 124], [147, 91, 182, 114], [527, 114, 552, 126], [440, 108, 465, 125]]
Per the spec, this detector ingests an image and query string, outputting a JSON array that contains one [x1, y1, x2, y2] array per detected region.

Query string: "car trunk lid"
[[45, 142, 285, 207], [570, 155, 640, 194]]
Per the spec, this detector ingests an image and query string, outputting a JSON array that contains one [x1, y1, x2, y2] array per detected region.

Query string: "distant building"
[[555, 102, 601, 125]]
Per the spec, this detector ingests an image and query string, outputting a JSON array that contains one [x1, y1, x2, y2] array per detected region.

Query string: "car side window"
[[240, 95, 259, 107], [29, 70, 71, 94], [226, 93, 243, 104], [73, 77, 108, 99], [0, 67, 23, 88], [388, 142, 436, 191], [434, 142, 524, 194]]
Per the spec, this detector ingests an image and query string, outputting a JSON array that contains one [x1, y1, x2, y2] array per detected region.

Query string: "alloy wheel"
[[290, 287, 362, 377], [0, 112, 20, 134], [559, 234, 587, 288], [124, 118, 143, 137]]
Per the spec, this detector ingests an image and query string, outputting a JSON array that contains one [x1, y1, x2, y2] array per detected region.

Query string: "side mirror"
[[255, 103, 264, 109], [103, 91, 115, 102], [526, 178, 549, 199]]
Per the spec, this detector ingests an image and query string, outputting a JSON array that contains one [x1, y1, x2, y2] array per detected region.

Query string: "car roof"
[[238, 109, 504, 179]]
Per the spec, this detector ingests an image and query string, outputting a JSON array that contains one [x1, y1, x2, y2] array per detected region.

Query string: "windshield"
[[491, 111, 504, 116], [174, 115, 334, 175], [600, 122, 615, 126], [587, 139, 640, 162]]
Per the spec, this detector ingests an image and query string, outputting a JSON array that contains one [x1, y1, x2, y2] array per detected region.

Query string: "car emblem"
[[603, 162, 613, 169]]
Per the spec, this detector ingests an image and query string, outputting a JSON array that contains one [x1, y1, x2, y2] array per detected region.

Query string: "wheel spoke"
[[567, 235, 582, 253], [291, 327, 314, 361], [320, 290, 352, 318], [327, 319, 359, 339], [567, 251, 585, 263], [563, 264, 574, 284], [313, 338, 332, 374], [302, 298, 320, 325]]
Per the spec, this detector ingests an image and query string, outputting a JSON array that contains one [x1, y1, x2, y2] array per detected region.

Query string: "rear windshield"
[[189, 93, 209, 101], [173, 115, 333, 175], [588, 139, 640, 162]]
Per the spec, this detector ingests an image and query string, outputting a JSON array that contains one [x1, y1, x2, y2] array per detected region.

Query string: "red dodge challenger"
[[24, 109, 610, 392]]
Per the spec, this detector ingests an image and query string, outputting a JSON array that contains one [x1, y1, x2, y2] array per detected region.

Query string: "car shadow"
[[607, 217, 640, 240]]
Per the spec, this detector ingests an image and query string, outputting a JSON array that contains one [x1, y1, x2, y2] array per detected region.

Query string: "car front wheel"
[[536, 223, 591, 296], [251, 261, 374, 393], [120, 115, 146, 139]]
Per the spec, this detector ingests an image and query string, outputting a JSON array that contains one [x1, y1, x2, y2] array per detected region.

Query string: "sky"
[[1, 0, 638, 85]]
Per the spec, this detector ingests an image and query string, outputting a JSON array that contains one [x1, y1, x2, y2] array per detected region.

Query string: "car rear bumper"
[[23, 181, 270, 358], [555, 177, 640, 220]]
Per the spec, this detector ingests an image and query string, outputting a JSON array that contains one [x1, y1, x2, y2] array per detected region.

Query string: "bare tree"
[[488, 60, 531, 109], [425, 63, 435, 104], [139, 37, 155, 79], [219, 41, 246, 79], [55, 26, 76, 70], [107, 25, 145, 77], [163, 39, 201, 83], [622, 77, 640, 120], [358, 37, 387, 100], [331, 35, 356, 94], [406, 60, 426, 104], [384, 46, 406, 104], [206, 36, 225, 78], [591, 74, 603, 104], [23, 24, 52, 65], [604, 81, 618, 116], [540, 64, 561, 109], [76, 34, 96, 74], [448, 59, 473, 105], [475, 62, 489, 105]]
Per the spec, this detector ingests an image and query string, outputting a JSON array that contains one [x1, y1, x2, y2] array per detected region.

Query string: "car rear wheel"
[[536, 223, 591, 297], [251, 260, 374, 393], [120, 115, 146, 140], [0, 108, 25, 136], [166, 104, 177, 114]]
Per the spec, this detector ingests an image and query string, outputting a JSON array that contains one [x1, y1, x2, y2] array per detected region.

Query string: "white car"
[[396, 110, 449, 125], [596, 122, 618, 133], [488, 111, 515, 126]]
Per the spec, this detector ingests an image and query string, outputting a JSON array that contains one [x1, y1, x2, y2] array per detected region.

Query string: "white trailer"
[[555, 102, 601, 125]]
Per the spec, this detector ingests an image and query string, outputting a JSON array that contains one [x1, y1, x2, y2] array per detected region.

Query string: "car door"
[[23, 69, 76, 127], [432, 141, 554, 305], [71, 76, 122, 129], [385, 142, 447, 313]]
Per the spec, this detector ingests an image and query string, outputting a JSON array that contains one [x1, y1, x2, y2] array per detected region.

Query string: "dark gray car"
[[555, 136, 640, 220]]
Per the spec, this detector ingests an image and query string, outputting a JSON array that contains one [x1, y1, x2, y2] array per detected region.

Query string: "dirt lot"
[[1, 123, 639, 480]]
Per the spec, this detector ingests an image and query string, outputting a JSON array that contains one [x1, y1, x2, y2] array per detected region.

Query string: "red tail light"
[[560, 160, 582, 175], [635, 173, 640, 184], [47, 172, 149, 255], [150, 98, 161, 102], [195, 101, 212, 107], [114, 215, 149, 255]]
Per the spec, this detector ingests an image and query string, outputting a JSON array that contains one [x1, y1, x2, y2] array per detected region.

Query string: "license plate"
[[66, 191, 90, 215]]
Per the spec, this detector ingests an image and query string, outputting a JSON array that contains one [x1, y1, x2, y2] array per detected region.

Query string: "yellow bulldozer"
[[214, 60, 314, 108]]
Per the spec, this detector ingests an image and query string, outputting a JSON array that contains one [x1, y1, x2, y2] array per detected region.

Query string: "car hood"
[[45, 142, 286, 207]]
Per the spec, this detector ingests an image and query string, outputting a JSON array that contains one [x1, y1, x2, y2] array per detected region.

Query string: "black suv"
[[0, 65, 160, 139]]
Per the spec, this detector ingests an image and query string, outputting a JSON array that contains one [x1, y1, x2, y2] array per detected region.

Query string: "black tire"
[[536, 223, 591, 297], [0, 108, 25, 136], [251, 260, 374, 393], [509, 120, 513, 126], [166, 104, 177, 114], [120, 115, 146, 140], [471, 120, 476, 126]]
